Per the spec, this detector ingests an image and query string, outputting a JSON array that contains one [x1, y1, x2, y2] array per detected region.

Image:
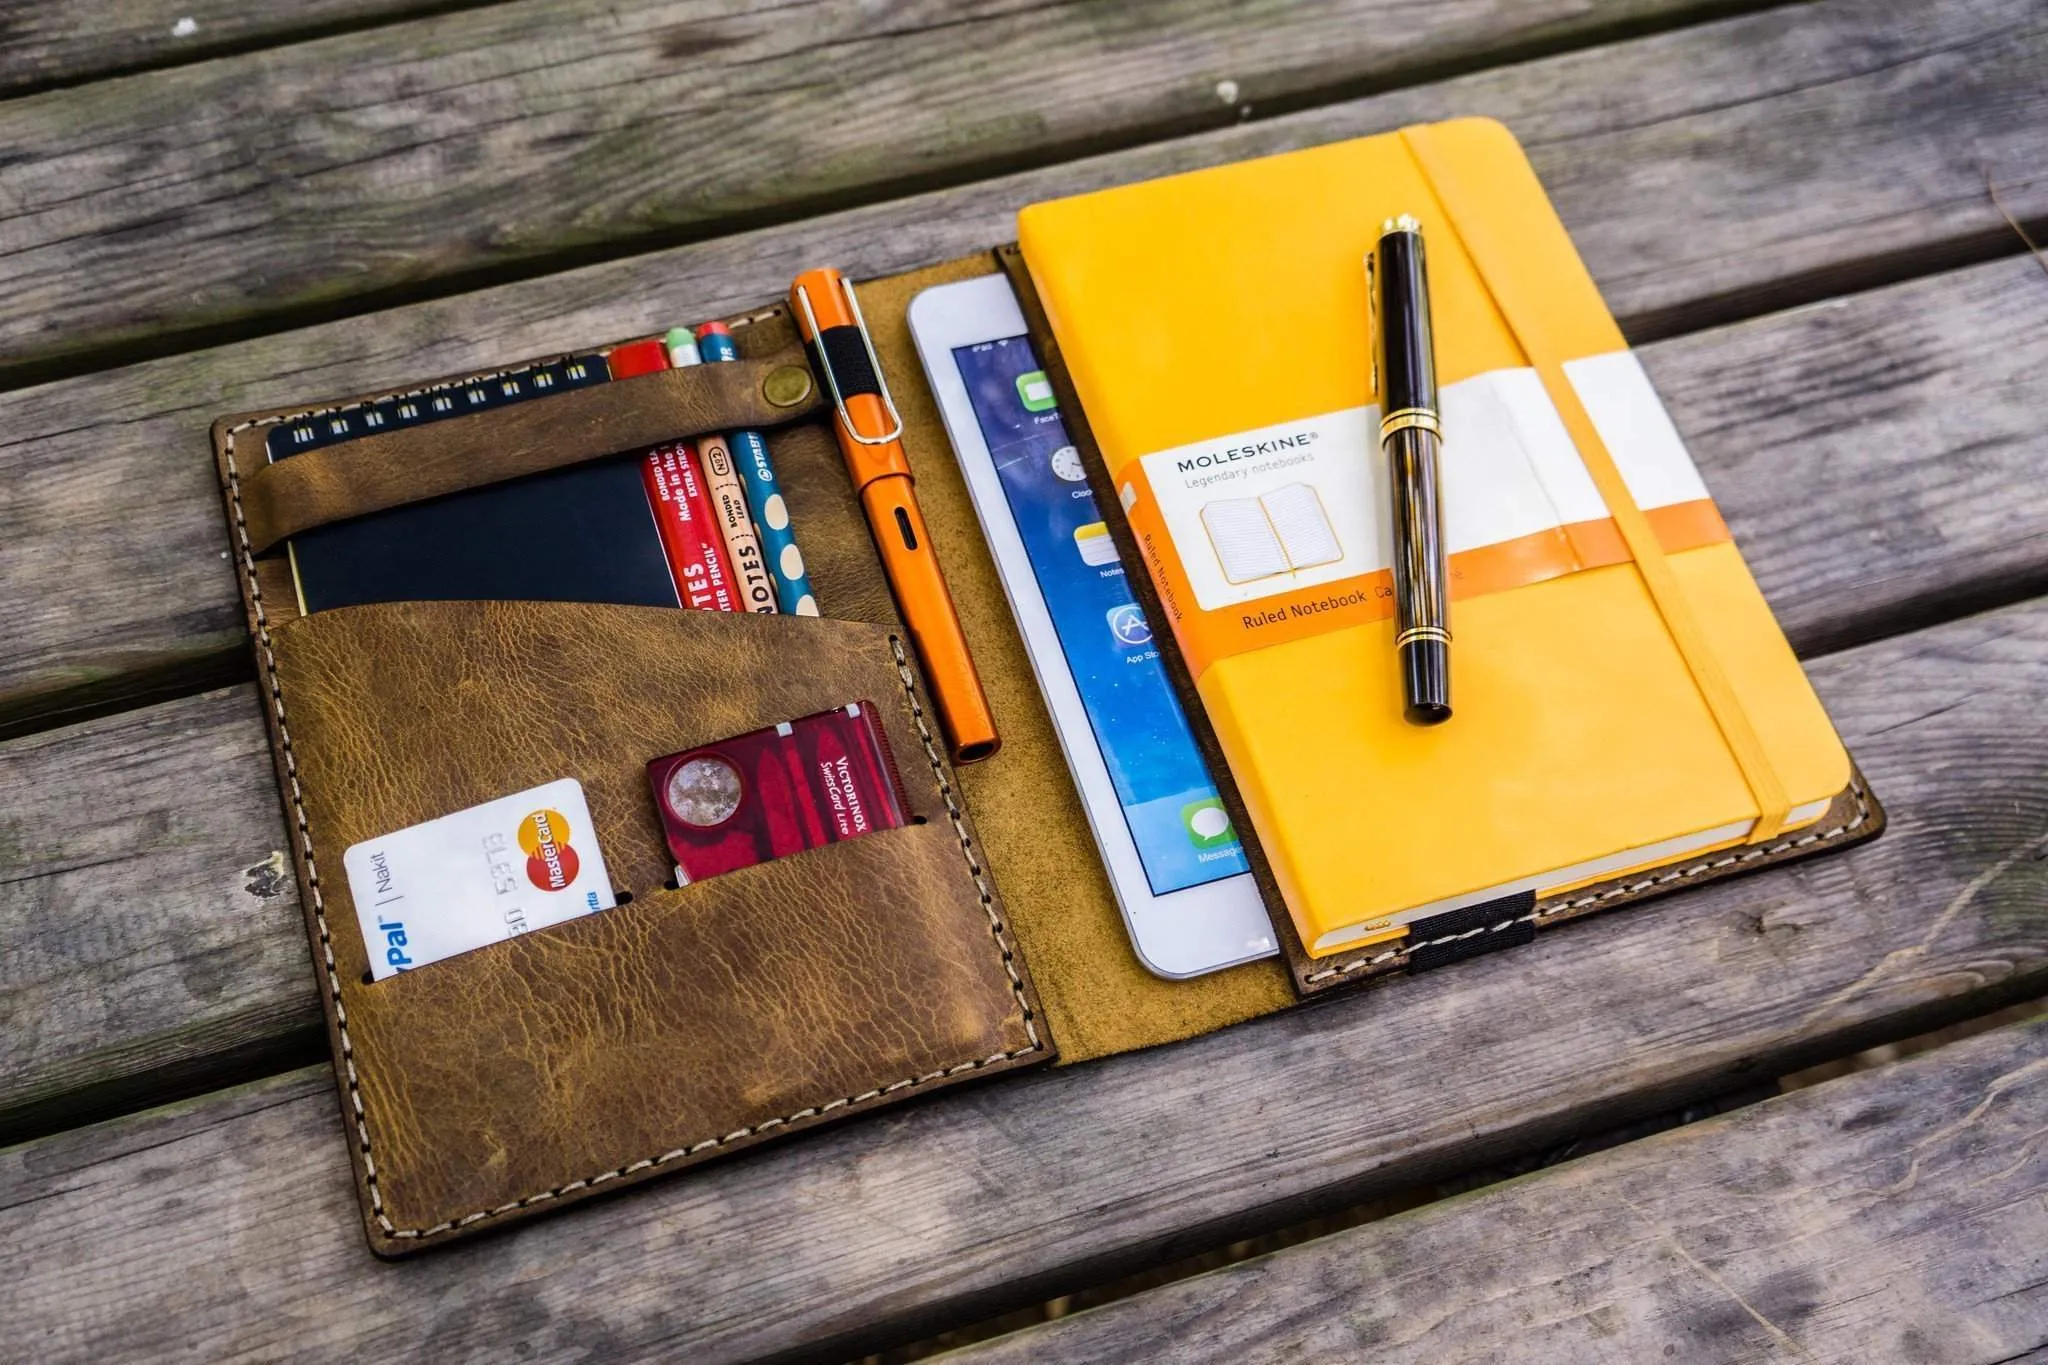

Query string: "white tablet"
[[908, 274, 1276, 978]]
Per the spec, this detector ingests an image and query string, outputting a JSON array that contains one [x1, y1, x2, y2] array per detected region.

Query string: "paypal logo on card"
[[377, 918, 413, 972], [368, 850, 413, 971]]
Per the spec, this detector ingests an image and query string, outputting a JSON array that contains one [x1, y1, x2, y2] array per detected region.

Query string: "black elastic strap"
[[814, 325, 881, 401], [1405, 889, 1538, 973]]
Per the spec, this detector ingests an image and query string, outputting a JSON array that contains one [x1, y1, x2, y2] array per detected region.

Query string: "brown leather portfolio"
[[213, 250, 1880, 1255]]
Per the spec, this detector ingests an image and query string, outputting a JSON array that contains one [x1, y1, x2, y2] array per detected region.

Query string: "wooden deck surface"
[[0, 1, 2043, 1360], [950, 1016, 2048, 1364]]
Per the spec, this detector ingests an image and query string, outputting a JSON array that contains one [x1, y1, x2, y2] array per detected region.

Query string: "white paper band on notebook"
[[1112, 355, 1733, 689]]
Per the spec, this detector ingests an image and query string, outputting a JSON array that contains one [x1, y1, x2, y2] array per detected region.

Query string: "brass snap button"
[[762, 364, 814, 408]]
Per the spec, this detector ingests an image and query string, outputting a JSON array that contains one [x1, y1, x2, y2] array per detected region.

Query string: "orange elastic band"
[[1400, 124, 1792, 842]]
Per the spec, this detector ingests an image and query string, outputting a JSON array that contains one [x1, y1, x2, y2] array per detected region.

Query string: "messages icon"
[[1180, 798, 1235, 850]]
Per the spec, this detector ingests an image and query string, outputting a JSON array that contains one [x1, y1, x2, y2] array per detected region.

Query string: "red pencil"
[[643, 442, 738, 612]]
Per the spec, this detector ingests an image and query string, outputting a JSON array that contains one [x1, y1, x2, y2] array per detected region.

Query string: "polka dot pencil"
[[692, 322, 820, 616]]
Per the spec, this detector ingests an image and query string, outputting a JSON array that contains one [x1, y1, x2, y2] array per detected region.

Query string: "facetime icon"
[[1016, 370, 1057, 413]]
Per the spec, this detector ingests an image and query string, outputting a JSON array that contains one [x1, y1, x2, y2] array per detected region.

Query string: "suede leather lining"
[[857, 257, 1296, 1063]]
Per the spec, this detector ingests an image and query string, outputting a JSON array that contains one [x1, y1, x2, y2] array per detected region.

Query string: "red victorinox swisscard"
[[649, 703, 909, 885]]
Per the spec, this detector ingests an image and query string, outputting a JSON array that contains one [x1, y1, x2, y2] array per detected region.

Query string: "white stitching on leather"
[[1301, 778, 1873, 984], [220, 309, 1042, 1241]]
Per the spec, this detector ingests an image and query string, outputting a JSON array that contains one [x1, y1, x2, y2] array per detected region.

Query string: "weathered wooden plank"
[[1640, 258, 2048, 660], [5, 249, 2041, 1138], [5, 0, 2046, 734], [0, 0, 1736, 378], [0, 0, 467, 97], [3, 597, 2043, 1364], [950, 1015, 2048, 1365], [0, 685, 316, 1144]]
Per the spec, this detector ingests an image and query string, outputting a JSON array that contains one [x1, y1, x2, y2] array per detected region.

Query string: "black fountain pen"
[[1372, 214, 1452, 725]]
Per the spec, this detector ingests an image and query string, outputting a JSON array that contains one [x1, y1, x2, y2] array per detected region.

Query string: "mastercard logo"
[[517, 807, 581, 892]]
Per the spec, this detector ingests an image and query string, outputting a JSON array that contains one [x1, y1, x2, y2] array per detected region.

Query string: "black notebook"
[[265, 352, 680, 614]]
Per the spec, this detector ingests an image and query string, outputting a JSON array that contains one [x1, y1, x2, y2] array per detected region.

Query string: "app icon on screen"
[[1016, 370, 1057, 413], [1050, 445, 1088, 482], [1181, 798, 1236, 850], [1106, 604, 1152, 647], [1073, 522, 1119, 567]]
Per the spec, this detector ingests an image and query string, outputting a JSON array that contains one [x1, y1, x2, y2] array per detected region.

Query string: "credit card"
[[648, 703, 908, 886], [344, 778, 616, 981]]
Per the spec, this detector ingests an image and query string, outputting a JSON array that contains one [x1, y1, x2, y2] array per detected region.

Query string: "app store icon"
[[1105, 604, 1151, 647]]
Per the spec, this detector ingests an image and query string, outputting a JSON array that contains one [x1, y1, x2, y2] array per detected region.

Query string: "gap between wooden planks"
[[0, 0, 507, 99], [0, 0, 1779, 381]]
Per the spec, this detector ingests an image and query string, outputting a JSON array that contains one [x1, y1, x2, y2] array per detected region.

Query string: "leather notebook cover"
[[211, 123, 1883, 1254]]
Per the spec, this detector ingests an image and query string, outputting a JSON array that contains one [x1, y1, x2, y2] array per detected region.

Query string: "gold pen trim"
[[1395, 626, 1452, 647], [1379, 409, 1442, 440]]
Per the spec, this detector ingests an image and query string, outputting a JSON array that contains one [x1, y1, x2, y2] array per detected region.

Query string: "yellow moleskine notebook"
[[1019, 119, 1851, 957]]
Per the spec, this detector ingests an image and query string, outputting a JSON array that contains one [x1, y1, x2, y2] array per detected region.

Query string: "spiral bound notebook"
[[269, 349, 682, 615]]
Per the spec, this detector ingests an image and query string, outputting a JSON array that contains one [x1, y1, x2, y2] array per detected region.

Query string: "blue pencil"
[[689, 323, 820, 616]]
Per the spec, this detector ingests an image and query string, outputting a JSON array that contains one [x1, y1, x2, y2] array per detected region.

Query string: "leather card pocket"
[[261, 600, 1048, 1253]]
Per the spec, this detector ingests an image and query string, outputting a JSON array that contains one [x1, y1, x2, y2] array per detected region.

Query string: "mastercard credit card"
[[648, 703, 908, 887], [343, 778, 615, 981]]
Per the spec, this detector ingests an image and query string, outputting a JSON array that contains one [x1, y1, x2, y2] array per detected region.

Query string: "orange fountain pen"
[[790, 267, 1000, 763]]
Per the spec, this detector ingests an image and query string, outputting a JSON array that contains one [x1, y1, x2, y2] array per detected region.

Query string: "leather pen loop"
[[795, 276, 905, 446]]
